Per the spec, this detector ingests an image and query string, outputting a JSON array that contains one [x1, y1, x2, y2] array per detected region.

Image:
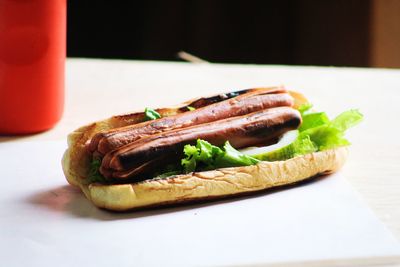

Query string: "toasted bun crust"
[[61, 89, 348, 211]]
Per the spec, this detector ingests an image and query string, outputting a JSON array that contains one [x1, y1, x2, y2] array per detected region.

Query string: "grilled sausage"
[[90, 89, 293, 155], [100, 107, 301, 180]]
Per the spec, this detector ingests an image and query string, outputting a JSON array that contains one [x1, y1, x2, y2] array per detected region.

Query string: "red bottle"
[[0, 0, 66, 134]]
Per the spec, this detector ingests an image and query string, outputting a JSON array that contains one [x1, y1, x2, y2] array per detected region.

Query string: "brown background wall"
[[67, 0, 400, 68], [370, 0, 400, 68]]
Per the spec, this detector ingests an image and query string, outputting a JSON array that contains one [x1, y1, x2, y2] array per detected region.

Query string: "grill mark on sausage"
[[90, 89, 293, 155], [100, 107, 301, 180], [182, 87, 286, 110]]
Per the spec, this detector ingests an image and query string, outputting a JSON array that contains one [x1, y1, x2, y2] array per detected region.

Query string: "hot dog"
[[62, 87, 362, 211], [89, 88, 292, 155]]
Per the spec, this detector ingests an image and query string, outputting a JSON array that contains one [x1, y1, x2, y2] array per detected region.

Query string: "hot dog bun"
[[61, 88, 348, 211]]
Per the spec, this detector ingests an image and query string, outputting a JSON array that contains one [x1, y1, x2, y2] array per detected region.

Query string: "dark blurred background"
[[67, 0, 400, 68]]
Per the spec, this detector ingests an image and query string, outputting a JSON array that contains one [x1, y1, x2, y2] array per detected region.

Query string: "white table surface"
[[1, 58, 400, 265], [1, 140, 399, 267]]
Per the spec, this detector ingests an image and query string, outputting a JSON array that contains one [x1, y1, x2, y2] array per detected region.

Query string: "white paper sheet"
[[0, 141, 399, 267]]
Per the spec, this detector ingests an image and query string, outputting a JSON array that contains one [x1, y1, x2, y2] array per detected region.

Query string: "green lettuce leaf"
[[299, 112, 330, 132], [215, 142, 260, 168], [298, 103, 313, 115], [144, 107, 161, 121], [182, 140, 259, 173], [301, 109, 363, 151], [254, 133, 317, 161], [87, 158, 107, 184], [330, 109, 364, 132]]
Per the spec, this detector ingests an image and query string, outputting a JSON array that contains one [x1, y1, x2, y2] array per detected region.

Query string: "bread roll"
[[61, 89, 348, 211]]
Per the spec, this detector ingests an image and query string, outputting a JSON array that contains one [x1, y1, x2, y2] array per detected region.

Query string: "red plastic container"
[[0, 0, 66, 134]]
